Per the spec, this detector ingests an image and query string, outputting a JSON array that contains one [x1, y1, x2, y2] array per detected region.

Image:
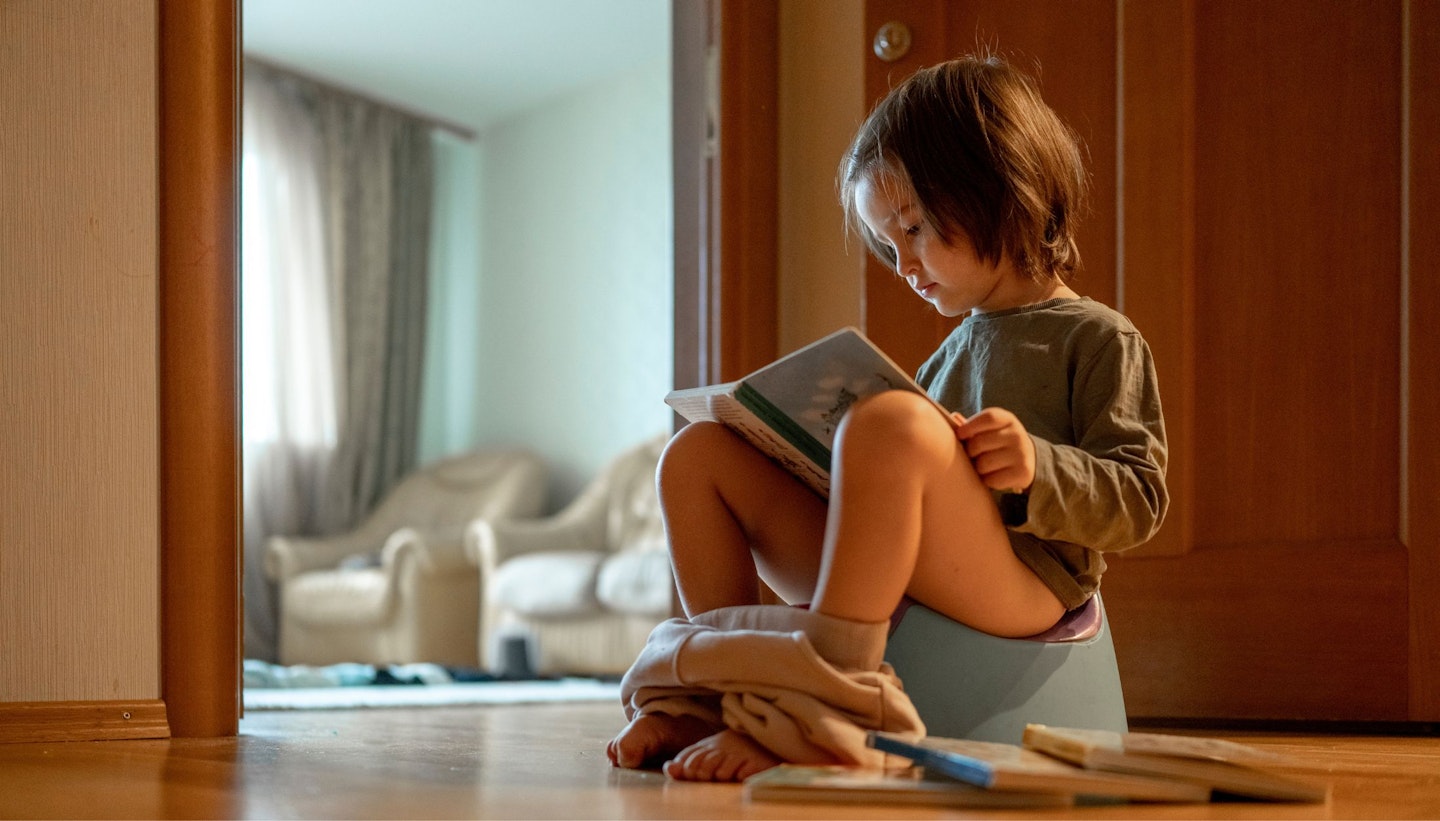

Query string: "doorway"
[[238, 0, 674, 666]]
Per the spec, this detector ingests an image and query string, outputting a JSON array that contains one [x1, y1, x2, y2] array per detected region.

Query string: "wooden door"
[[862, 0, 1440, 722]]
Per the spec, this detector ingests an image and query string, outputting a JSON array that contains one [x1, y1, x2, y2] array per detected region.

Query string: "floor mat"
[[244, 677, 621, 710], [243, 659, 620, 710]]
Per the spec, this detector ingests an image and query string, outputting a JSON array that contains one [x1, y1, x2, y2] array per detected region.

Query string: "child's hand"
[[954, 408, 1036, 493]]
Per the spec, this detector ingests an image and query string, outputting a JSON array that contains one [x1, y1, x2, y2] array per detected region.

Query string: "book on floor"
[[867, 731, 1211, 803], [1021, 723, 1330, 802], [664, 327, 951, 497], [742, 764, 1074, 809]]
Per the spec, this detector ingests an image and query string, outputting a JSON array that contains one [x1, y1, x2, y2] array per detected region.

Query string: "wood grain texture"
[[4, 704, 1440, 819], [860, 0, 1426, 722], [1189, 1, 1402, 548], [713, 0, 780, 381], [0, 701, 169, 744], [158, 0, 241, 738], [1407, 0, 1440, 720], [861, 0, 1118, 374], [1117, 0, 1194, 557], [1105, 542, 1409, 720], [0, 0, 160, 704], [860, 0, 956, 372], [1111, 0, 1418, 721]]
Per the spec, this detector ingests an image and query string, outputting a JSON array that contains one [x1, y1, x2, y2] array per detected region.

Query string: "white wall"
[[420, 0, 856, 503], [419, 131, 483, 465], [472, 61, 673, 505]]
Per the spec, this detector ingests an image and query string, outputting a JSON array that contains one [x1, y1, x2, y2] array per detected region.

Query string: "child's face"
[[854, 174, 1016, 317]]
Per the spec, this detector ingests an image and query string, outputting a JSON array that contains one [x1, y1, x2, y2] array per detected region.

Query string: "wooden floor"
[[1, 702, 1438, 819]]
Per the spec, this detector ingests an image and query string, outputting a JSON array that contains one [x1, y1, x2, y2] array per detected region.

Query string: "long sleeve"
[[1012, 331, 1168, 553], [918, 297, 1169, 608]]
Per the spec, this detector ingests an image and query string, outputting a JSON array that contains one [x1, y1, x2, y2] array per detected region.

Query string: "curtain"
[[242, 60, 435, 661]]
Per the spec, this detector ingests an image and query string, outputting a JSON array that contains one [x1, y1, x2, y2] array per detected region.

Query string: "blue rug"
[[243, 660, 621, 710]]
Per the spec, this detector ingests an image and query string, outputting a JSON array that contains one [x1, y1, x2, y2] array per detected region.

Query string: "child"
[[607, 53, 1168, 783]]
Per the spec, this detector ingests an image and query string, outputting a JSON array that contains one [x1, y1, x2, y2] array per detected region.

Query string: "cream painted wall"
[[0, 0, 160, 702], [475, 62, 673, 505], [421, 1, 861, 505], [418, 132, 483, 465], [778, 0, 866, 355]]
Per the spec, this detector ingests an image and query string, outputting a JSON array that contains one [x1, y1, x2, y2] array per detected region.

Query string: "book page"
[[745, 328, 942, 452], [704, 393, 830, 496]]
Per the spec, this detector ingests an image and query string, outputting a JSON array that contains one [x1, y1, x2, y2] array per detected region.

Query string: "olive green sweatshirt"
[[917, 297, 1169, 608]]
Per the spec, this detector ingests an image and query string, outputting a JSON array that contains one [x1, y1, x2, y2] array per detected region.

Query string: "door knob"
[[873, 21, 912, 62]]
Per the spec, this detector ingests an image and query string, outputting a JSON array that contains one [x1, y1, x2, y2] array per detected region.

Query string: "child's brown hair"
[[840, 54, 1089, 282]]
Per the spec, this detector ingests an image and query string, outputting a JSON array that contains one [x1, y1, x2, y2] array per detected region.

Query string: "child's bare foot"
[[607, 713, 718, 770], [662, 729, 781, 782]]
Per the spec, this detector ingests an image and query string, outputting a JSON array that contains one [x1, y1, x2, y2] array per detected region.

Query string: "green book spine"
[[735, 381, 832, 473]]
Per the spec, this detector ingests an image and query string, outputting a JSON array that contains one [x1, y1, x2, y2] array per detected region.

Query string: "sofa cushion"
[[595, 549, 672, 616], [491, 551, 604, 618], [285, 568, 390, 627]]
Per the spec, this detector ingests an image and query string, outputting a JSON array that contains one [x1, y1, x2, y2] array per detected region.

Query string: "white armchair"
[[264, 448, 547, 667], [467, 434, 672, 676]]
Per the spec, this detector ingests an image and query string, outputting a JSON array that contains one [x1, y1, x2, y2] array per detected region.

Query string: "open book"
[[867, 731, 1211, 803], [743, 764, 1073, 809], [665, 327, 949, 497], [1021, 724, 1330, 802]]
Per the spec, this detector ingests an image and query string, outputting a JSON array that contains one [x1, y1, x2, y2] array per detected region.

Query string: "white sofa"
[[264, 448, 548, 667], [467, 434, 672, 676]]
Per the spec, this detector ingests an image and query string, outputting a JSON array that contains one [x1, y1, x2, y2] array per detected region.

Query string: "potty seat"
[[883, 594, 1127, 744]]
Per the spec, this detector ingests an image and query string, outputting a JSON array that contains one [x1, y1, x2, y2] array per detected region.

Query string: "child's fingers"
[[967, 449, 1025, 489], [954, 412, 1000, 439], [961, 418, 1035, 491], [955, 407, 1020, 440], [961, 426, 1022, 459]]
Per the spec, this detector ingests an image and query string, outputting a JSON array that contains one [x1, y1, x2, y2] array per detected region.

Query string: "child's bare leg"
[[813, 391, 1065, 636], [606, 712, 719, 770], [655, 422, 831, 615], [611, 424, 827, 771], [663, 729, 782, 782]]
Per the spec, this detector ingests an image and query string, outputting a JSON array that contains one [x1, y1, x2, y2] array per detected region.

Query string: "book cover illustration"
[[665, 328, 947, 496], [741, 328, 924, 451]]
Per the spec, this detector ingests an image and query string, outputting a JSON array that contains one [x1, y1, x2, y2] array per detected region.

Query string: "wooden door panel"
[[861, 0, 1118, 371], [1116, 0, 1411, 721], [1190, 4, 1402, 547], [863, 0, 1431, 721], [1408, 0, 1440, 719], [1102, 544, 1410, 720]]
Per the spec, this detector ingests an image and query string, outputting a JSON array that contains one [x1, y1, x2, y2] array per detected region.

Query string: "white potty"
[[883, 594, 1127, 744]]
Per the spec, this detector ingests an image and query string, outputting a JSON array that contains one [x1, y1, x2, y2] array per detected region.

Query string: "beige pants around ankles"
[[619, 604, 926, 767]]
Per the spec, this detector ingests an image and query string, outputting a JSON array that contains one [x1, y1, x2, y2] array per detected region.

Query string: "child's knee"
[[839, 390, 950, 455], [658, 422, 739, 491]]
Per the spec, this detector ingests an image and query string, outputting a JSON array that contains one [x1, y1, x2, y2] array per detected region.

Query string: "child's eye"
[[904, 223, 922, 237]]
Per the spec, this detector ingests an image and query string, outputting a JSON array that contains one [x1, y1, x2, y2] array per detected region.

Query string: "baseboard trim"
[[0, 700, 170, 743]]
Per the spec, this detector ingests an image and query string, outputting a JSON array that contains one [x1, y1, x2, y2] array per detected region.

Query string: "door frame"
[[166, 0, 1440, 733], [158, 0, 780, 737], [672, 0, 779, 391], [159, 0, 241, 738]]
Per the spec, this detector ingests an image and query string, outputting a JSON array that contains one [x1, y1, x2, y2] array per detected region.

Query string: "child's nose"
[[894, 251, 918, 276]]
